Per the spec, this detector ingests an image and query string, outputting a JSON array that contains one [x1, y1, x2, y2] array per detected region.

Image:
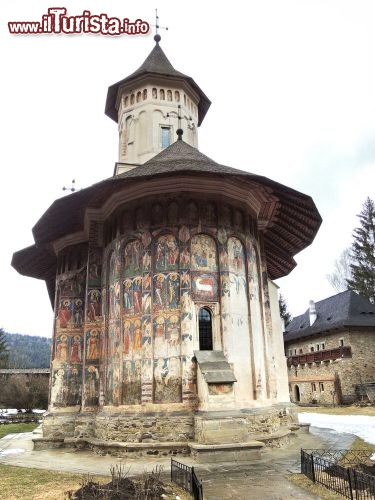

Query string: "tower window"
[[198, 307, 213, 351], [161, 126, 171, 149]]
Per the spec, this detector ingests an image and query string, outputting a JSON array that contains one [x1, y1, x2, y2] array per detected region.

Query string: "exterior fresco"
[[247, 239, 267, 399], [191, 235, 218, 302], [49, 198, 272, 412], [51, 263, 86, 408]]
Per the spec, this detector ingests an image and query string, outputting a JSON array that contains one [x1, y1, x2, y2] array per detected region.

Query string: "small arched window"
[[198, 307, 213, 351]]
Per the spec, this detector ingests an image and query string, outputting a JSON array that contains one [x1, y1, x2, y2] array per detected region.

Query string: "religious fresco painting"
[[107, 248, 121, 406], [49, 220, 271, 408], [123, 359, 142, 404], [153, 272, 180, 311], [70, 334, 83, 363], [87, 289, 101, 322], [124, 240, 142, 276], [52, 262, 87, 407], [58, 299, 73, 329], [246, 238, 266, 398], [88, 248, 102, 287], [86, 329, 100, 361], [190, 234, 218, 302], [85, 364, 100, 406], [155, 234, 179, 271], [191, 234, 217, 272], [154, 356, 182, 404]]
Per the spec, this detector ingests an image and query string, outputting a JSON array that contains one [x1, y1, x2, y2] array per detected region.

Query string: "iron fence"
[[171, 458, 203, 500], [301, 449, 375, 499]]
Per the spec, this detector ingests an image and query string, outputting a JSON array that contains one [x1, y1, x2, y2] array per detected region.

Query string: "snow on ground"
[[298, 412, 375, 445], [0, 448, 25, 456]]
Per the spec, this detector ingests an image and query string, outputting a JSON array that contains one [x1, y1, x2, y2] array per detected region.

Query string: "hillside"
[[4, 333, 51, 369]]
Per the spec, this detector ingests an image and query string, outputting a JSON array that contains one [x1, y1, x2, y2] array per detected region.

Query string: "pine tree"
[[0, 328, 9, 368], [347, 197, 375, 303], [279, 294, 292, 327]]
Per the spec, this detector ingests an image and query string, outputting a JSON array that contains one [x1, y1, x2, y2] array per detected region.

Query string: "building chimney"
[[309, 300, 317, 326]]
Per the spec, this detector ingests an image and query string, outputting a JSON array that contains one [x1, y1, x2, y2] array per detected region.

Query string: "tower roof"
[[105, 40, 211, 126]]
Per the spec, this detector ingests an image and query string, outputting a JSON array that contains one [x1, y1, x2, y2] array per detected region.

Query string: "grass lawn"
[[0, 423, 189, 499], [0, 465, 86, 500], [0, 465, 190, 500], [296, 405, 375, 416], [0, 423, 38, 439]]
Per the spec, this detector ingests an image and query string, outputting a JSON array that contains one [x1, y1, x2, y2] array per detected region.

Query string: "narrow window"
[[198, 307, 213, 350], [143, 89, 147, 100], [311, 383, 316, 392], [136, 91, 141, 103], [160, 89, 165, 100], [319, 382, 324, 392], [339, 339, 344, 347], [316, 344, 320, 351], [161, 126, 171, 149], [321, 343, 325, 350], [310, 346, 314, 352]]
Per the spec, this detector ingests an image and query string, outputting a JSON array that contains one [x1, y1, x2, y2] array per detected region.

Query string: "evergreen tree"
[[0, 328, 9, 368], [347, 197, 375, 303], [279, 294, 292, 327]]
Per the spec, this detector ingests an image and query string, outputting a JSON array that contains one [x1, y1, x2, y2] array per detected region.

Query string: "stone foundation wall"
[[42, 411, 77, 439], [94, 412, 195, 443], [194, 404, 297, 444]]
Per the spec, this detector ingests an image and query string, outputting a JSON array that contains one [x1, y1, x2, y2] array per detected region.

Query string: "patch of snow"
[[0, 448, 25, 456], [299, 412, 375, 445]]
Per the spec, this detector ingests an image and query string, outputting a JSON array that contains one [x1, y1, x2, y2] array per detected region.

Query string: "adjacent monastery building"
[[285, 291, 375, 405], [12, 35, 322, 459]]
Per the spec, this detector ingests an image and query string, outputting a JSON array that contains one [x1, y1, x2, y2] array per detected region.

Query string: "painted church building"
[[12, 36, 321, 457]]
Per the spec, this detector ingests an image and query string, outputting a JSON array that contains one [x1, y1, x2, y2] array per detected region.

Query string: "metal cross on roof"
[[153, 9, 168, 36], [62, 179, 76, 193]]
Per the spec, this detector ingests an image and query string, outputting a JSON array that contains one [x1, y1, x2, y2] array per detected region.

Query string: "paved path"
[[0, 426, 356, 499]]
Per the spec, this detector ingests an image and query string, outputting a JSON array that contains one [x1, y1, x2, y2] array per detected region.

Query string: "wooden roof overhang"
[[12, 163, 321, 306]]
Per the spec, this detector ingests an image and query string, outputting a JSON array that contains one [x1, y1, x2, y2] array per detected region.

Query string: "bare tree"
[[0, 374, 49, 411], [326, 248, 352, 292]]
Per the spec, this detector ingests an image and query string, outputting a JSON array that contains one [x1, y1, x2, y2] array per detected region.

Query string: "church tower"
[[105, 35, 211, 175]]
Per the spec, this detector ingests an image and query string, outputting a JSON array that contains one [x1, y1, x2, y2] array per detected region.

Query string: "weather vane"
[[62, 179, 76, 192], [153, 9, 168, 37]]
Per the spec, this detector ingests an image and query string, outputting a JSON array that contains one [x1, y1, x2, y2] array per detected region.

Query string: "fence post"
[[346, 468, 354, 500], [311, 454, 316, 483]]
